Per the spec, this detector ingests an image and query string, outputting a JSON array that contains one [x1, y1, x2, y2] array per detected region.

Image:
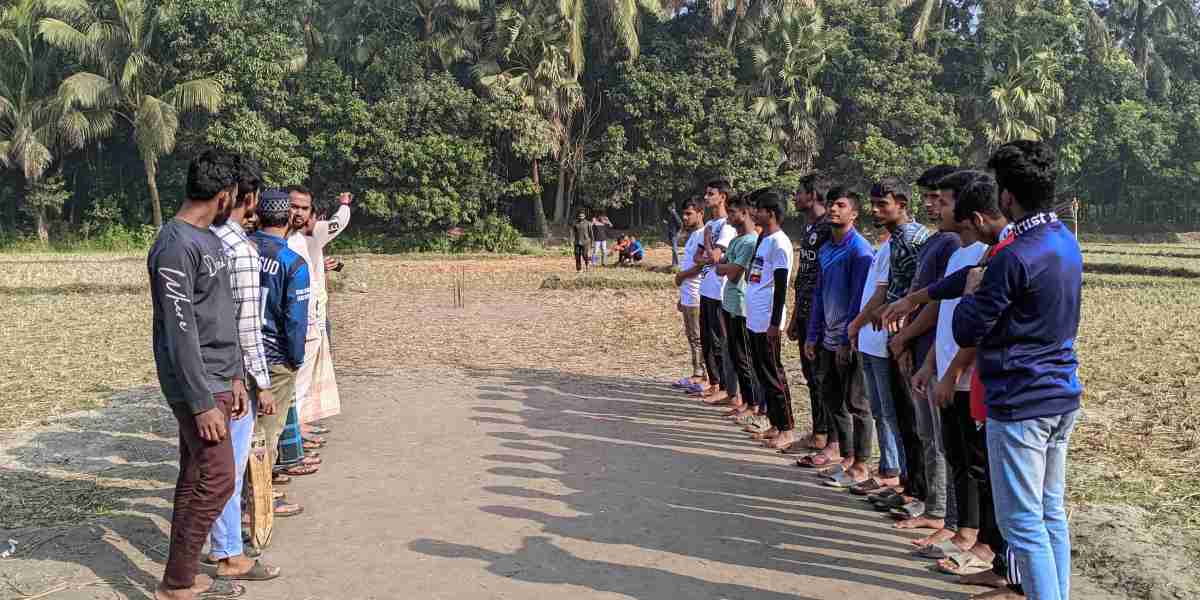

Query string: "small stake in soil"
[[451, 267, 465, 308]]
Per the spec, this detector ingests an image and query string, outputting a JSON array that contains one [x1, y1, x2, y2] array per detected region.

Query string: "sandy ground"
[[0, 368, 1127, 600]]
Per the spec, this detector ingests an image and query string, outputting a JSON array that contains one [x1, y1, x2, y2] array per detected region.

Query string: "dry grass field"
[[1, 242, 1198, 562]]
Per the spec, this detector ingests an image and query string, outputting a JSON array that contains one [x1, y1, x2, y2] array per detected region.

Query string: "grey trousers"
[[916, 384, 951, 520], [681, 305, 704, 378]]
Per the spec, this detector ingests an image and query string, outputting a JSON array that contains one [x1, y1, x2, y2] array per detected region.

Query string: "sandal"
[[867, 489, 900, 504], [309, 425, 331, 435], [202, 547, 261, 565], [794, 454, 834, 469], [822, 470, 861, 489], [916, 539, 961, 559], [301, 455, 322, 466], [279, 463, 319, 476], [849, 478, 887, 496], [302, 438, 326, 450], [196, 578, 246, 599], [271, 473, 291, 486], [890, 501, 927, 520], [937, 552, 994, 576], [225, 560, 282, 581], [816, 463, 846, 480], [273, 498, 304, 517]]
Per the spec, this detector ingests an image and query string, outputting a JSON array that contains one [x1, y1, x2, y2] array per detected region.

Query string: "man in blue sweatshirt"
[[953, 141, 1082, 600], [802, 189, 874, 486], [251, 190, 312, 492]]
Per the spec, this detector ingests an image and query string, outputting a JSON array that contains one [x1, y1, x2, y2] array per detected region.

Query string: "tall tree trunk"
[[145, 157, 164, 228], [725, 11, 739, 50], [531, 158, 547, 237], [553, 157, 568, 224], [36, 206, 48, 243]]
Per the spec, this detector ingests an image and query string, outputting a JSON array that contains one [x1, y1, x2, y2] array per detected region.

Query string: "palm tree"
[[749, 3, 838, 173], [0, 0, 110, 241], [411, 0, 483, 40], [39, 0, 222, 228], [1099, 0, 1197, 95], [982, 47, 1065, 150]]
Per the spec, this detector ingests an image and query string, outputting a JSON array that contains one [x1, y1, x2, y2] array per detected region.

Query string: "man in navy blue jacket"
[[953, 141, 1082, 600], [251, 189, 313, 488]]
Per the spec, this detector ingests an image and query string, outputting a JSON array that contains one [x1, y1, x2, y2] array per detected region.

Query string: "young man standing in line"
[[849, 178, 930, 517], [908, 170, 990, 556], [207, 156, 281, 582], [800, 189, 874, 486], [955, 141, 1082, 600], [147, 149, 247, 600], [786, 173, 833, 451], [887, 166, 962, 530], [693, 179, 737, 404], [716, 195, 760, 425], [744, 189, 797, 450], [251, 190, 314, 497], [672, 199, 707, 391], [573, 210, 592, 272]]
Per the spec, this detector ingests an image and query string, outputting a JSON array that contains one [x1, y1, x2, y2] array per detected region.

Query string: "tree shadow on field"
[[409, 367, 970, 599], [0, 386, 186, 599]]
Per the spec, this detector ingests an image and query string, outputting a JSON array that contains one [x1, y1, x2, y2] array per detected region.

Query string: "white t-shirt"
[[679, 228, 704, 307], [745, 229, 794, 333], [288, 205, 352, 336], [858, 240, 891, 358], [699, 217, 737, 300], [935, 241, 988, 390]]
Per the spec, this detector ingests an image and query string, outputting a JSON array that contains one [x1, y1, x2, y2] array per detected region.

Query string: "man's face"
[[212, 186, 236, 226], [704, 187, 725, 209], [922, 190, 940, 221], [937, 190, 958, 231], [727, 205, 747, 228], [289, 191, 313, 232], [681, 206, 702, 228], [871, 194, 905, 227], [753, 206, 772, 227], [827, 197, 858, 228], [794, 190, 815, 212]]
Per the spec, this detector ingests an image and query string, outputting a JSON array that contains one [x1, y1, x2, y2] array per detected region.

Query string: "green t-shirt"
[[722, 232, 759, 317]]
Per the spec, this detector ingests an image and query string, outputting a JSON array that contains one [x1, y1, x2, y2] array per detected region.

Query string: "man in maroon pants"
[[147, 149, 249, 600]]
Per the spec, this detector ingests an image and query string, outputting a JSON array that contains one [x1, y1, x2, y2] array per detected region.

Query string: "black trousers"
[[574, 244, 588, 271], [817, 347, 874, 460], [968, 420, 1012, 584], [890, 355, 927, 501], [699, 296, 727, 389], [750, 331, 794, 431], [794, 316, 830, 434], [942, 391, 980, 530], [722, 310, 758, 410]]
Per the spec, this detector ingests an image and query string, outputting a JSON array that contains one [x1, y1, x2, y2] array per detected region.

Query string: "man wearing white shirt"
[[287, 186, 352, 434], [695, 179, 737, 404], [673, 199, 707, 392]]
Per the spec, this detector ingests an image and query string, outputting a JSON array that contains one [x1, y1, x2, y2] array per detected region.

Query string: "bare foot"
[[766, 430, 796, 449], [911, 527, 956, 547], [702, 391, 730, 405], [894, 516, 944, 530], [750, 428, 779, 441], [961, 570, 1008, 589]]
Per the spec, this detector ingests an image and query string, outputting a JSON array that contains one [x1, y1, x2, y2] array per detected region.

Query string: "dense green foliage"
[[2, 0, 1199, 246]]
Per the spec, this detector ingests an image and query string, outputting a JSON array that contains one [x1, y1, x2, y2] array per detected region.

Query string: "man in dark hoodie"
[[147, 149, 247, 600], [953, 140, 1082, 600]]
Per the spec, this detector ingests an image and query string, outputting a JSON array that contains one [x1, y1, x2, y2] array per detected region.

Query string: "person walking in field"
[[572, 211, 592, 272], [206, 155, 282, 583], [743, 189, 797, 450], [664, 204, 683, 267], [147, 149, 248, 600], [591, 212, 613, 267], [799, 189, 874, 484], [672, 198, 707, 392]]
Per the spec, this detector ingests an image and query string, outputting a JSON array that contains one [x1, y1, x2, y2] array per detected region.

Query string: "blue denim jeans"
[[860, 353, 904, 477], [208, 408, 255, 559], [987, 410, 1079, 600]]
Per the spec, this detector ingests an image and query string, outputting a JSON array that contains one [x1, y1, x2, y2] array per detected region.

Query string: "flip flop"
[[202, 547, 261, 565], [309, 425, 332, 435], [273, 498, 304, 517], [302, 438, 326, 450], [890, 501, 927, 520], [671, 378, 691, 389], [279, 463, 319, 476], [196, 578, 245, 599], [225, 560, 282, 581], [815, 464, 846, 480], [867, 489, 900, 504], [822, 470, 861, 489], [849, 478, 887, 496], [937, 552, 994, 576], [915, 539, 962, 559], [271, 473, 291, 486], [794, 454, 834, 469]]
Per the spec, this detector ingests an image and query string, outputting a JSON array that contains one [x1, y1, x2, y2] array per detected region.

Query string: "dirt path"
[[1, 367, 1124, 600]]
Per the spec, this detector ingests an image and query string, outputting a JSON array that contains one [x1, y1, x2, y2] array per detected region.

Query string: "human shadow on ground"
[[409, 367, 970, 600], [0, 388, 186, 599]]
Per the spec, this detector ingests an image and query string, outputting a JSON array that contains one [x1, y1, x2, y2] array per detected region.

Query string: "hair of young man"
[[727, 194, 752, 212], [681, 197, 704, 214], [234, 155, 263, 208], [750, 188, 785, 222], [285, 183, 313, 199], [706, 179, 733, 199], [936, 169, 987, 200], [953, 173, 1003, 222], [870, 177, 910, 205], [799, 172, 831, 202], [916, 164, 959, 189], [842, 190, 863, 212], [987, 140, 1057, 212], [186, 150, 239, 201]]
